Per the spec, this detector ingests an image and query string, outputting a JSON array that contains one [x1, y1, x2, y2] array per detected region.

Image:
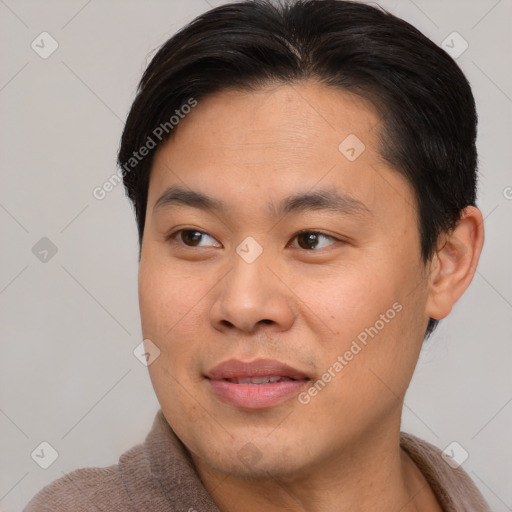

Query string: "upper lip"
[[206, 358, 310, 380]]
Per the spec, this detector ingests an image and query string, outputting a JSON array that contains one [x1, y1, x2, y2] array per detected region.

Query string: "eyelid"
[[288, 230, 339, 250], [165, 228, 222, 247]]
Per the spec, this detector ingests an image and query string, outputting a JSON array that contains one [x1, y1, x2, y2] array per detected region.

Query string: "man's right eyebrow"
[[153, 186, 226, 214]]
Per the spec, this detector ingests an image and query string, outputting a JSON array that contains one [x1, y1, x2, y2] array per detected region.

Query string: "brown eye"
[[180, 230, 204, 246], [167, 229, 220, 248], [292, 231, 336, 250]]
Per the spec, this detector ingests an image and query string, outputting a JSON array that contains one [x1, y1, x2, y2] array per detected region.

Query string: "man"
[[25, 0, 490, 510]]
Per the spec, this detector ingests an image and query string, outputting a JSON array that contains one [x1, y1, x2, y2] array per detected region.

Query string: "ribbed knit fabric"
[[24, 409, 491, 511]]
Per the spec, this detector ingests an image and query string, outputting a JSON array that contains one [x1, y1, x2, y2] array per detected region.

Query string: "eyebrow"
[[153, 184, 371, 218]]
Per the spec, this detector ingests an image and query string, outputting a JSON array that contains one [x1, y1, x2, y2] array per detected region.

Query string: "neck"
[[190, 423, 441, 512]]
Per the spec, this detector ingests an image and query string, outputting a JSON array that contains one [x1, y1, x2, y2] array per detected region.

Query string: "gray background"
[[0, 0, 510, 510]]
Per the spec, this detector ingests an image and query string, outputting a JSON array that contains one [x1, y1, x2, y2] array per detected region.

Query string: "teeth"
[[228, 376, 294, 384]]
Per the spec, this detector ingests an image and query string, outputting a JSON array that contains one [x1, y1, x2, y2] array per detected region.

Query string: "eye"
[[166, 229, 221, 248], [289, 231, 337, 250]]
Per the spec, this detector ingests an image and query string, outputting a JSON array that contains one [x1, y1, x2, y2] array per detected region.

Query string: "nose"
[[209, 248, 296, 335]]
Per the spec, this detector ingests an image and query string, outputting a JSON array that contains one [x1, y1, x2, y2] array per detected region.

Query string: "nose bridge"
[[225, 237, 271, 307], [210, 237, 295, 333]]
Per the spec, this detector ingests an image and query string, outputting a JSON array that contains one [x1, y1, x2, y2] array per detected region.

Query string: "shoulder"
[[24, 448, 140, 511], [23, 410, 192, 511], [400, 431, 491, 512]]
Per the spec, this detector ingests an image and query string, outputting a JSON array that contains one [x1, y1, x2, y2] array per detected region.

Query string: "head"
[[119, 0, 483, 481]]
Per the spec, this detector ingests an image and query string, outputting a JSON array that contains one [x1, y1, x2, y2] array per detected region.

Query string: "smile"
[[205, 359, 311, 409]]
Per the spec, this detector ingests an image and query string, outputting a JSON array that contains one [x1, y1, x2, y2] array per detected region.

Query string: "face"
[[138, 82, 432, 480]]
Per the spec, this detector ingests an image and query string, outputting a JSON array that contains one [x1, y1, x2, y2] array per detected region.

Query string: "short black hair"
[[118, 0, 478, 338]]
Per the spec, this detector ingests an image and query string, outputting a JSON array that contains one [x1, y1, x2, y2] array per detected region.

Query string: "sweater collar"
[[119, 409, 489, 512], [119, 409, 221, 512]]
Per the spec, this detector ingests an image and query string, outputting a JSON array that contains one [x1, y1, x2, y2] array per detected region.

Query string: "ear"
[[425, 206, 485, 320]]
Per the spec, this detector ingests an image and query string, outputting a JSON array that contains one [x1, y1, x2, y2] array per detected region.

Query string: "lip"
[[205, 358, 310, 410]]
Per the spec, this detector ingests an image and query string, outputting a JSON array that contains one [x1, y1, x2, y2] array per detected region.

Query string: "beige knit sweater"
[[24, 410, 491, 511]]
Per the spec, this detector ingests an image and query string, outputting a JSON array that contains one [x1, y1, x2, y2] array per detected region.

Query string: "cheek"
[[291, 260, 396, 341], [138, 258, 209, 422], [293, 258, 423, 400], [138, 255, 205, 339]]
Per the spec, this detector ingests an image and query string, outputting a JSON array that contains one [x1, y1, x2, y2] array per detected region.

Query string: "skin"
[[138, 82, 484, 512]]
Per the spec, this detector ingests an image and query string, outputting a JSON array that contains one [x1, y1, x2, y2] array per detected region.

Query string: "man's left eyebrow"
[[153, 185, 371, 218], [274, 188, 371, 218]]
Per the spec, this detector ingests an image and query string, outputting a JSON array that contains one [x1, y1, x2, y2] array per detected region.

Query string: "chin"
[[206, 450, 304, 480], [190, 432, 311, 480]]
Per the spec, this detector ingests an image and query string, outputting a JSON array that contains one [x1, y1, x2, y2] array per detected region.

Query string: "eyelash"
[[165, 229, 340, 251]]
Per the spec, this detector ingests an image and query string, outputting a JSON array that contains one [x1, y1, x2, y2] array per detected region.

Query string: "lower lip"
[[207, 379, 309, 409]]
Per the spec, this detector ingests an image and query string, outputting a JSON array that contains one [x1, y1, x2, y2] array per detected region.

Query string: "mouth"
[[224, 376, 300, 384], [205, 359, 311, 409]]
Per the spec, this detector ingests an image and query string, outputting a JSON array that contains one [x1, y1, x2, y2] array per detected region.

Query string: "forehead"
[[148, 82, 416, 222], [162, 82, 381, 163]]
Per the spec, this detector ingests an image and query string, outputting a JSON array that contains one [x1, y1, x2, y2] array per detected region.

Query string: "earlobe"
[[425, 206, 484, 320]]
